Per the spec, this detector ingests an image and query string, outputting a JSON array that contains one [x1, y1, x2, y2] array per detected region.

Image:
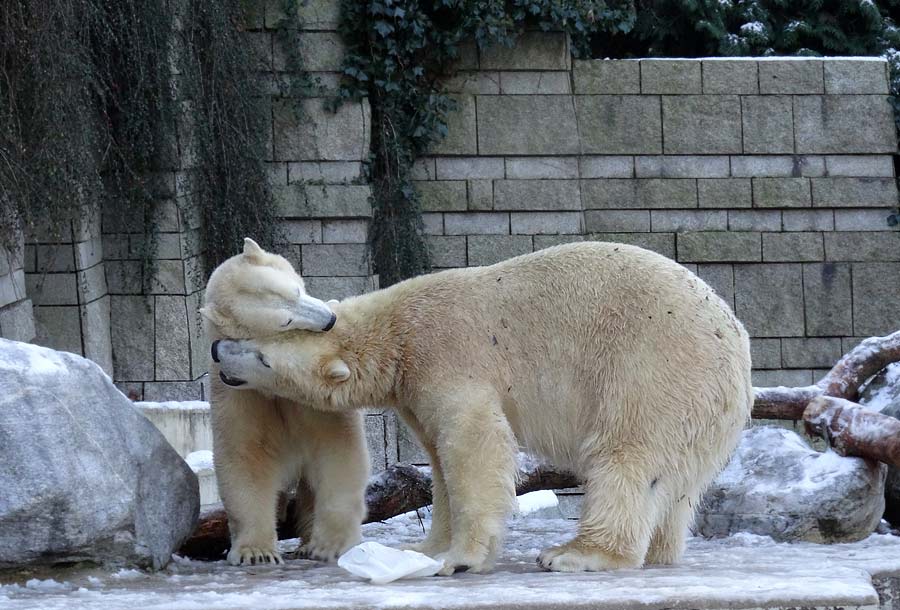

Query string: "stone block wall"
[[414, 40, 900, 390], [0, 231, 33, 343]]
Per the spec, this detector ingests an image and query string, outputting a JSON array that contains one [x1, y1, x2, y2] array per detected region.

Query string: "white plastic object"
[[337, 541, 444, 584]]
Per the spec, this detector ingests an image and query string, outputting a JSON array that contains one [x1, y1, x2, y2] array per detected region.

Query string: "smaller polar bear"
[[201, 238, 369, 566], [213, 242, 753, 575]]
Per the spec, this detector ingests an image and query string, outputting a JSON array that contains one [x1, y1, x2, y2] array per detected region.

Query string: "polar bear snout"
[[297, 295, 338, 332], [213, 338, 272, 390]]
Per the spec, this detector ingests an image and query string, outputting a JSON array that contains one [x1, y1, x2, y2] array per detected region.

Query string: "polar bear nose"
[[211, 340, 221, 363], [323, 312, 337, 331]]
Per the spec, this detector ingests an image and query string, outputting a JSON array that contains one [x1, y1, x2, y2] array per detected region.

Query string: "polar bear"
[[211, 241, 753, 574], [200, 238, 369, 566]]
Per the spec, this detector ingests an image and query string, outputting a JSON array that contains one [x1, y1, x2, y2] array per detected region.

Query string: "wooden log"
[[804, 396, 900, 468]]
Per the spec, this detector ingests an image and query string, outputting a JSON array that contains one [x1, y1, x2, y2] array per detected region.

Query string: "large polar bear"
[[201, 238, 369, 565], [212, 241, 753, 574]]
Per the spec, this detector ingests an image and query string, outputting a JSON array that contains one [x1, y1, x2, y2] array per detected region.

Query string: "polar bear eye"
[[281, 318, 293, 328]]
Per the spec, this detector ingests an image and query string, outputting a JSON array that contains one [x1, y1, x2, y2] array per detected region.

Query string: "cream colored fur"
[[202, 239, 369, 566], [215, 242, 753, 574]]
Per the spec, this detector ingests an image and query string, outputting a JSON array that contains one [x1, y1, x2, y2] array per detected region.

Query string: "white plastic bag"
[[337, 541, 444, 584]]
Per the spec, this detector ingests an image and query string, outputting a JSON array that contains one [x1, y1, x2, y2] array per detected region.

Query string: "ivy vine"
[[334, 0, 635, 287]]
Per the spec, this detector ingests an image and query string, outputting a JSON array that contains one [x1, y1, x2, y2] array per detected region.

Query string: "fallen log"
[[804, 396, 900, 467]]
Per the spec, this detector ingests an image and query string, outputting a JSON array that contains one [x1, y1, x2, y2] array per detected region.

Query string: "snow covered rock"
[[0, 339, 199, 570], [859, 362, 900, 526], [695, 426, 886, 542]]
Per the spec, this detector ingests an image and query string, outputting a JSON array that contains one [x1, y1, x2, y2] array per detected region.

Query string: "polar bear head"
[[201, 238, 337, 339]]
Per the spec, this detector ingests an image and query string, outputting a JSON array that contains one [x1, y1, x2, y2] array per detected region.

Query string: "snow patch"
[[186, 450, 214, 473], [136, 401, 210, 412], [516, 490, 559, 516]]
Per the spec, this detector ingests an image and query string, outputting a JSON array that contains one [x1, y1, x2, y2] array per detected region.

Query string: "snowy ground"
[[2, 514, 899, 610]]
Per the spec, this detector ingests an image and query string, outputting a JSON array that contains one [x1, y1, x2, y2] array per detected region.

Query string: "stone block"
[[651, 210, 727, 232], [444, 212, 509, 235], [579, 156, 634, 178], [283, 220, 322, 244], [730, 155, 823, 178], [111, 295, 154, 381], [277, 32, 344, 72], [584, 210, 650, 233], [781, 337, 843, 369], [77, 264, 108, 304], [154, 296, 191, 381], [468, 180, 493, 210], [577, 96, 661, 154], [752, 178, 811, 208], [276, 184, 372, 218], [499, 71, 571, 94], [824, 59, 889, 94], [21, 245, 34, 274], [728, 210, 782, 232], [834, 209, 893, 232], [825, 231, 900, 262], [734, 264, 805, 337], [304, 276, 376, 300], [698, 179, 751, 209], [697, 264, 734, 309], [510, 212, 582, 235], [742, 96, 794, 154], [635, 156, 729, 178], [443, 71, 501, 95], [301, 244, 369, 276], [677, 232, 760, 263], [505, 157, 578, 179], [762, 233, 824, 262], [185, 290, 208, 380], [582, 179, 697, 209], [288, 161, 363, 183], [144, 260, 185, 295], [26, 273, 78, 306], [105, 261, 143, 295], [493, 180, 581, 211], [436, 157, 504, 180], [749, 338, 781, 369], [416, 181, 467, 212], [397, 419, 428, 465], [410, 158, 436, 181], [0, 299, 34, 343], [702, 60, 758, 94], [534, 235, 585, 250], [78, 296, 112, 374], [322, 220, 368, 243], [586, 233, 675, 259], [811, 177, 898, 208], [782, 210, 834, 232], [265, 0, 341, 29], [641, 60, 701, 94], [75, 237, 103, 271], [100, 236, 128, 261], [573, 60, 639, 94], [662, 96, 742, 154], [759, 60, 823, 94], [479, 32, 569, 70], [430, 95, 476, 155], [274, 98, 370, 161], [467, 235, 532, 266], [751, 369, 814, 387], [478, 96, 578, 155], [142, 381, 204, 402], [421, 213, 443, 235], [36, 244, 75, 273], [365, 414, 388, 472], [794, 95, 896, 154], [825, 155, 894, 177], [852, 263, 900, 336], [33, 305, 82, 355], [426, 236, 466, 268]]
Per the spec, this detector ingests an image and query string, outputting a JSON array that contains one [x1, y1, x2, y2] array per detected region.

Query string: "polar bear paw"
[[434, 550, 492, 576], [399, 537, 451, 558], [537, 542, 636, 572], [299, 533, 359, 562], [227, 544, 284, 566]]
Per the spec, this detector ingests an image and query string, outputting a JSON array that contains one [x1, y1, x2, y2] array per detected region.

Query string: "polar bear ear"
[[326, 299, 340, 308], [325, 359, 351, 383], [242, 237, 265, 261], [199, 305, 227, 328]]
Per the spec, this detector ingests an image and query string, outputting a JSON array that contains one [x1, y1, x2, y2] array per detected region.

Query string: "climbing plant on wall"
[[334, 0, 636, 288]]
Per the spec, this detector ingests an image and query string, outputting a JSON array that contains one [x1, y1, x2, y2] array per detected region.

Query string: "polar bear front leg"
[[428, 389, 517, 575]]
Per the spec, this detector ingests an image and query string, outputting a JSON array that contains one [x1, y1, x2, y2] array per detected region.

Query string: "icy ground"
[[2, 514, 899, 610]]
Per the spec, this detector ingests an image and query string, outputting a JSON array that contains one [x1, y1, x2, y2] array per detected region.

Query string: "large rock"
[[696, 426, 885, 542], [859, 362, 900, 525], [0, 339, 199, 569]]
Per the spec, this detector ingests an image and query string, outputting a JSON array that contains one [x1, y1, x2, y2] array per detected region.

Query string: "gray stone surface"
[[154, 296, 191, 381], [749, 337, 782, 369], [479, 32, 569, 71], [579, 156, 634, 178], [763, 233, 824, 262], [26, 273, 78, 306], [803, 262, 853, 337], [729, 210, 782, 232], [651, 210, 727, 232], [697, 264, 734, 309], [322, 220, 368, 244], [852, 262, 900, 336], [702, 60, 758, 94], [759, 60, 824, 94], [273, 98, 370, 161], [426, 236, 467, 268], [825, 232, 900, 262], [824, 59, 889, 94], [734, 264, 804, 337], [783, 210, 834, 232], [467, 235, 532, 266], [477, 96, 578, 155], [443, 71, 500, 95], [33, 305, 82, 356], [444, 212, 509, 235], [584, 210, 650, 233], [492, 179, 581, 211], [587, 232, 675, 259], [505, 157, 578, 180], [510, 212, 582, 235], [576, 96, 662, 154], [662, 95, 742, 154], [0, 339, 198, 569], [696, 426, 885, 542], [499, 71, 571, 94], [742, 96, 794, 154], [753, 178, 812, 208], [794, 95, 896, 154], [111, 296, 155, 381], [0, 299, 35, 343], [430, 95, 477, 155], [81, 296, 113, 376], [582, 178, 697, 209], [301, 244, 369, 277], [699, 179, 751, 208], [825, 155, 894, 177], [303, 276, 376, 301], [572, 60, 639, 94], [640, 60, 701, 94], [467, 180, 493, 210], [780, 337, 843, 368], [834, 209, 894, 232], [276, 184, 372, 218], [635, 156, 729, 178], [812, 177, 898, 208], [417, 181, 468, 212], [678, 232, 761, 263], [436, 157, 504, 180]]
